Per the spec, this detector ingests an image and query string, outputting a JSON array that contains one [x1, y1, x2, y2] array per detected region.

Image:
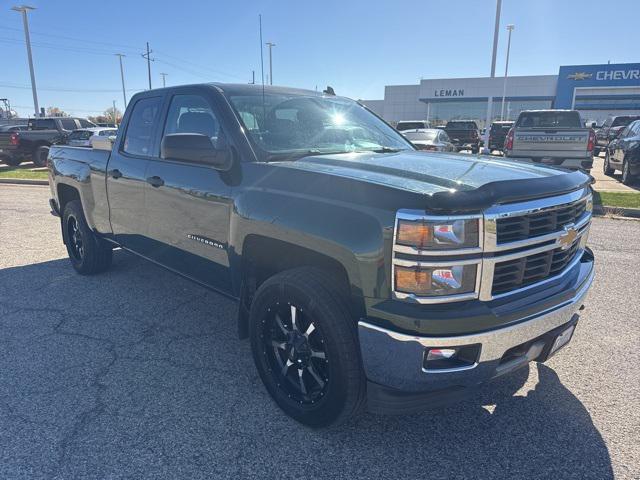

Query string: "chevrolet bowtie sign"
[[567, 72, 592, 80]]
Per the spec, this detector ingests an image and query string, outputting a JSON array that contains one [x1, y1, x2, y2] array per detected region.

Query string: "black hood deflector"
[[427, 169, 593, 212]]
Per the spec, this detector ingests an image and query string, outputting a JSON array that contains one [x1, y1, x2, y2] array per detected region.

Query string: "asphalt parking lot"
[[1, 185, 639, 480]]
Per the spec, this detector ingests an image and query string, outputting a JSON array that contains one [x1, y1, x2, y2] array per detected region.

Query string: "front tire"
[[62, 200, 113, 274], [603, 151, 614, 176], [32, 145, 50, 167], [249, 267, 366, 427]]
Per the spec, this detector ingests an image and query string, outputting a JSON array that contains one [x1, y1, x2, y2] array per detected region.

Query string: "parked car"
[[401, 128, 455, 151], [504, 110, 595, 171], [48, 83, 594, 427], [0, 124, 28, 132], [603, 119, 640, 185], [0, 117, 96, 167], [95, 123, 117, 128], [594, 115, 640, 156], [66, 128, 118, 148], [488, 121, 514, 153], [396, 120, 430, 131], [444, 120, 480, 153]]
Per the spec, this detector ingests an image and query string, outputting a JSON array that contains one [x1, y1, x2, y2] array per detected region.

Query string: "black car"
[[595, 115, 640, 156], [0, 124, 28, 132], [604, 119, 640, 185], [488, 121, 514, 153]]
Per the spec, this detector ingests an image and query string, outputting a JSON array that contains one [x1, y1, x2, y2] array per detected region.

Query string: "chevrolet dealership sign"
[[555, 62, 640, 108]]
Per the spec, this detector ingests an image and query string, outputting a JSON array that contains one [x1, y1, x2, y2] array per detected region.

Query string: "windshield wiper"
[[356, 147, 404, 154], [266, 149, 349, 162]]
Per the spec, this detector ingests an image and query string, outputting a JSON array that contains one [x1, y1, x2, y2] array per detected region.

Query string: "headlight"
[[396, 218, 479, 249], [394, 264, 477, 297]]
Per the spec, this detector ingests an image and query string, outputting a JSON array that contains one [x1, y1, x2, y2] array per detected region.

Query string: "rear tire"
[[249, 267, 366, 427], [62, 200, 113, 275], [1, 155, 22, 167], [593, 147, 600, 157], [621, 158, 635, 186], [32, 145, 50, 168], [603, 151, 614, 176]]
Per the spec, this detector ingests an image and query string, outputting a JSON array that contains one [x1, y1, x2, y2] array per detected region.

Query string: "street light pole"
[[482, 0, 502, 154], [160, 72, 167, 88], [112, 100, 117, 125], [12, 5, 39, 117], [500, 24, 515, 121], [265, 42, 275, 85], [115, 54, 127, 108]]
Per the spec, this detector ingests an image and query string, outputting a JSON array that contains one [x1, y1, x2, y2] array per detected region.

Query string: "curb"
[[593, 205, 640, 219], [0, 178, 49, 186]]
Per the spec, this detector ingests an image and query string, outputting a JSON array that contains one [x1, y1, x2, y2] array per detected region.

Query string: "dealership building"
[[361, 62, 640, 127]]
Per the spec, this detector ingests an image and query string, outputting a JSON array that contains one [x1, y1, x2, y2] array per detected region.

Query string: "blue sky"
[[1, 0, 638, 117]]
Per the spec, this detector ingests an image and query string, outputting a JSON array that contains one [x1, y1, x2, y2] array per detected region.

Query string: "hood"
[[273, 151, 591, 211]]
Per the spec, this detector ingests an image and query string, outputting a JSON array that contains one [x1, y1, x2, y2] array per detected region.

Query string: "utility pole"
[[250, 70, 255, 84], [142, 42, 154, 90], [482, 0, 502, 154], [500, 24, 515, 121], [265, 41, 275, 85], [12, 5, 39, 117], [160, 72, 167, 88], [114, 53, 127, 108], [112, 100, 117, 125]]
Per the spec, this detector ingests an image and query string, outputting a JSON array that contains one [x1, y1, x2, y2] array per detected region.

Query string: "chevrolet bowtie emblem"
[[567, 72, 592, 80], [558, 225, 578, 250]]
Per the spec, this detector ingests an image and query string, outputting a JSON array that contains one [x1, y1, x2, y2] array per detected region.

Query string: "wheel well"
[[57, 184, 80, 214], [242, 235, 350, 292], [237, 235, 362, 338]]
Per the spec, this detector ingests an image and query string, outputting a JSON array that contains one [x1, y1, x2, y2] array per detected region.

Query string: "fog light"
[[423, 344, 481, 372]]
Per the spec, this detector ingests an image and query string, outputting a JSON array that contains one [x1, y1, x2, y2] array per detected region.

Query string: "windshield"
[[228, 93, 412, 159], [611, 116, 640, 127], [403, 130, 437, 141], [446, 121, 476, 130]]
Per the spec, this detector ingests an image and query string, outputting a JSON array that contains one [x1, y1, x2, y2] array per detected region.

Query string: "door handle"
[[109, 169, 122, 179], [146, 175, 164, 188]]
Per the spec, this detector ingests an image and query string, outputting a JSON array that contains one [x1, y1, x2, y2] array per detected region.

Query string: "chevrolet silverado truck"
[[504, 110, 595, 172], [48, 84, 595, 427], [0, 116, 95, 167]]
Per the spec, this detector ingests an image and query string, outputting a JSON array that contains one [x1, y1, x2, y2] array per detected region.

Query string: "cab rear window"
[[516, 112, 581, 128]]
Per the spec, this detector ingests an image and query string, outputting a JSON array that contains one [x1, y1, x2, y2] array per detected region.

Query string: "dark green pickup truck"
[[48, 83, 595, 427]]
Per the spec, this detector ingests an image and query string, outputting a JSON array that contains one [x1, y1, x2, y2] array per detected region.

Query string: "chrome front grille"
[[392, 188, 592, 304], [491, 241, 581, 295], [496, 198, 587, 244]]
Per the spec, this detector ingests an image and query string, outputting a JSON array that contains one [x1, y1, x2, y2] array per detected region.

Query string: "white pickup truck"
[[504, 110, 595, 172]]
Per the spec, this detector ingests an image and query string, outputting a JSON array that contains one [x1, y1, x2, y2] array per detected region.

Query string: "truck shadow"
[[0, 251, 613, 479]]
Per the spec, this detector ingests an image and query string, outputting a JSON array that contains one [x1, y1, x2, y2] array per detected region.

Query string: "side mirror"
[[161, 133, 232, 170]]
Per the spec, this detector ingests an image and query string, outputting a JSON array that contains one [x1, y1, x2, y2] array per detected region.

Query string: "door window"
[[60, 118, 78, 130], [162, 94, 221, 146], [123, 96, 162, 156]]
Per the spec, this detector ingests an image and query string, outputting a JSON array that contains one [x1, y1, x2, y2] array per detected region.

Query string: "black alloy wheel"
[[67, 215, 84, 262], [603, 151, 614, 176], [261, 302, 329, 405]]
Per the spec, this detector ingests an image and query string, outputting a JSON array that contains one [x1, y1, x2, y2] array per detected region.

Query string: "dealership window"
[[426, 99, 551, 126]]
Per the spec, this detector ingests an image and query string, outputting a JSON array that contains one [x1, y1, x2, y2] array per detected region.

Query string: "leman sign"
[[434, 88, 464, 97]]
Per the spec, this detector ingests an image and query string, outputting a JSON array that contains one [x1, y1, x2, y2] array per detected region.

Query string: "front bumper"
[[358, 256, 594, 414]]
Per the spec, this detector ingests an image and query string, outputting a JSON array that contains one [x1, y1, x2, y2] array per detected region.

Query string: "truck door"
[[611, 126, 631, 167], [142, 91, 233, 293], [106, 95, 163, 251]]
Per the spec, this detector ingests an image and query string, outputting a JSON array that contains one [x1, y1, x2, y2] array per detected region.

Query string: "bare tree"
[[46, 106, 68, 117]]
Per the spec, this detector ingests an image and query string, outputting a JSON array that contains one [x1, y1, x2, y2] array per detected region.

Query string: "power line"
[[0, 25, 140, 52], [0, 82, 146, 93]]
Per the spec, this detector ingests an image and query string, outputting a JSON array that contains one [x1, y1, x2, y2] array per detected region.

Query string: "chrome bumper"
[[358, 262, 594, 393]]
